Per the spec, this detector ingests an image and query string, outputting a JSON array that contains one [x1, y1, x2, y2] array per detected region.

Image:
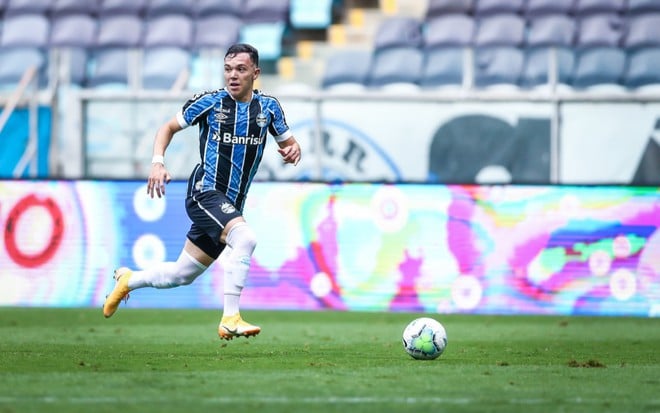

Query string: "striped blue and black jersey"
[[176, 88, 292, 211]]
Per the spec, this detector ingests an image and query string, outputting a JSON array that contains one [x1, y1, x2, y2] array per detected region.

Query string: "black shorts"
[[185, 190, 243, 259]]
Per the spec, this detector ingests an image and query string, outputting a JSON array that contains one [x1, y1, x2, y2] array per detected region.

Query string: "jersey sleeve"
[[179, 91, 216, 127], [267, 97, 293, 143]]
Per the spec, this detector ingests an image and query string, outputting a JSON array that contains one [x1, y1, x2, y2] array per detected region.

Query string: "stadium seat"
[[50, 0, 98, 16], [143, 14, 194, 48], [571, 46, 626, 88], [194, 0, 242, 17], [142, 47, 190, 90], [0, 47, 46, 89], [3, 0, 51, 16], [525, 14, 576, 47], [575, 13, 625, 48], [474, 14, 526, 47], [622, 14, 660, 49], [193, 15, 241, 50], [97, 0, 147, 16], [573, 0, 626, 16], [367, 47, 424, 88], [54, 47, 89, 86], [243, 0, 289, 24], [144, 0, 196, 17], [321, 49, 372, 89], [419, 47, 465, 88], [473, 0, 525, 16], [524, 0, 575, 16], [49, 14, 97, 48], [96, 15, 143, 47], [520, 47, 575, 88], [374, 17, 423, 51], [86, 48, 131, 88], [474, 46, 525, 87], [626, 0, 660, 14], [0, 14, 50, 48], [425, 0, 473, 18], [290, 0, 334, 29], [623, 47, 660, 88], [239, 22, 286, 60], [423, 14, 475, 48]]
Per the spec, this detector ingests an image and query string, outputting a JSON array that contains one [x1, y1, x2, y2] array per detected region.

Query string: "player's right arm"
[[147, 115, 183, 198]]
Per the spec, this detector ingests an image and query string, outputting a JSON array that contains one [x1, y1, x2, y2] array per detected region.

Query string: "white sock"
[[222, 222, 257, 317], [127, 250, 207, 290]]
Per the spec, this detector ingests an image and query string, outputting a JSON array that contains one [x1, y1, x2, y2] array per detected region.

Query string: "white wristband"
[[151, 155, 165, 165]]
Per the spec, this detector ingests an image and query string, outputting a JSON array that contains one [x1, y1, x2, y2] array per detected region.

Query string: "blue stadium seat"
[[368, 47, 424, 88], [194, 0, 242, 17], [96, 15, 143, 47], [474, 46, 525, 87], [142, 47, 191, 90], [623, 47, 660, 88], [425, 0, 473, 19], [573, 0, 625, 16], [97, 0, 147, 16], [143, 14, 194, 48], [243, 0, 289, 24], [3, 0, 51, 16], [321, 49, 372, 89], [374, 17, 423, 51], [0, 13, 49, 48], [423, 14, 475, 48], [520, 47, 575, 87], [49, 14, 97, 48], [473, 0, 525, 16], [622, 14, 660, 49], [420, 47, 465, 88], [626, 0, 660, 14], [193, 15, 241, 50], [50, 0, 98, 16], [290, 0, 334, 29], [474, 14, 526, 47], [0, 47, 46, 89], [239, 22, 286, 60], [524, 0, 575, 17], [86, 48, 130, 88], [145, 0, 196, 17], [575, 13, 625, 48], [525, 14, 576, 47], [571, 46, 626, 88]]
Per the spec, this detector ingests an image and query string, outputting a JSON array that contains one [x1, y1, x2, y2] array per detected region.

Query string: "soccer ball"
[[402, 317, 447, 360]]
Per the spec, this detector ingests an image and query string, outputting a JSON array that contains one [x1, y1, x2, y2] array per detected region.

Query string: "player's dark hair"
[[225, 43, 259, 67]]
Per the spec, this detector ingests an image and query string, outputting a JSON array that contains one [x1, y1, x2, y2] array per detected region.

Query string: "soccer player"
[[103, 43, 302, 340]]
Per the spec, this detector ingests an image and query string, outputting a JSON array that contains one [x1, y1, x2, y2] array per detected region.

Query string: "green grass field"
[[0, 308, 658, 413]]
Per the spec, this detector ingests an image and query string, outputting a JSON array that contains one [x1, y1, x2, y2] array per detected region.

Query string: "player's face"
[[224, 52, 260, 102]]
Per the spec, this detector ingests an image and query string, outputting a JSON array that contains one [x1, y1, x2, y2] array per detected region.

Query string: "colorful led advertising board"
[[1, 180, 658, 316]]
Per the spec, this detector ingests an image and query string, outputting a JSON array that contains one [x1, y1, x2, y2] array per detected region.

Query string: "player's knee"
[[226, 223, 257, 253]]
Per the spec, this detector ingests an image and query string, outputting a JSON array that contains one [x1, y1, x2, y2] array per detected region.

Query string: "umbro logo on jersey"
[[215, 112, 228, 123]]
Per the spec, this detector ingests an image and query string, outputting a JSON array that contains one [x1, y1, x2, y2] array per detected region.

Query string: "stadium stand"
[[142, 46, 190, 90], [49, 14, 97, 48], [524, 0, 575, 17], [96, 0, 147, 16], [95, 15, 143, 47], [423, 14, 475, 48], [573, 0, 626, 16], [144, 0, 196, 17], [425, 0, 473, 18], [0, 13, 50, 48], [3, 0, 51, 16], [473, 46, 525, 87], [520, 47, 575, 88], [367, 46, 424, 88], [0, 47, 45, 89], [473, 0, 525, 16], [194, 0, 242, 18], [623, 13, 660, 48], [373, 16, 423, 50], [85, 48, 131, 88], [623, 47, 660, 88], [289, 0, 334, 29], [320, 49, 372, 90], [142, 14, 194, 48], [525, 14, 576, 47], [420, 47, 466, 88], [571, 46, 626, 88], [627, 0, 660, 14], [575, 13, 625, 48], [474, 13, 526, 47], [193, 15, 241, 50]]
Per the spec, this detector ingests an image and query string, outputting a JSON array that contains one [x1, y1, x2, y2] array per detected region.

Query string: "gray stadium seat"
[[368, 47, 424, 88], [86, 48, 130, 88], [3, 0, 51, 16], [96, 15, 143, 47], [525, 14, 576, 47], [193, 15, 241, 50], [575, 14, 625, 48], [474, 46, 525, 87], [194, 0, 242, 17], [474, 14, 526, 47], [423, 14, 475, 48], [142, 47, 190, 89], [425, 0, 473, 18], [571, 46, 626, 88], [573, 0, 626, 16], [49, 14, 97, 48], [524, 0, 575, 17], [473, 0, 525, 16], [144, 0, 196, 17], [0, 14, 49, 48], [626, 0, 660, 14], [520, 47, 575, 87], [290, 0, 334, 29], [143, 14, 194, 48], [97, 0, 147, 16], [243, 0, 289, 24], [321, 49, 372, 89], [622, 14, 660, 49], [0, 47, 46, 89], [50, 0, 98, 16], [420, 47, 465, 88], [623, 47, 660, 88], [374, 17, 423, 51]]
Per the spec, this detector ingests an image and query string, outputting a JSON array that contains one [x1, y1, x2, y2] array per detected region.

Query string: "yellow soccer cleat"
[[218, 314, 261, 340], [103, 267, 132, 318]]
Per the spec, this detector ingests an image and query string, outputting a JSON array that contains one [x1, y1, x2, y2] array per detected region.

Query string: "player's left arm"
[[277, 136, 301, 166]]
